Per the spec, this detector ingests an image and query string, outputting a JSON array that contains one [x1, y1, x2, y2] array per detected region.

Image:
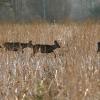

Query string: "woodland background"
[[0, 0, 100, 22]]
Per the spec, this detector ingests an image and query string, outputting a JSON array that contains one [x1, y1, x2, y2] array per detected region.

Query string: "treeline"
[[0, 0, 100, 21], [0, 0, 70, 21]]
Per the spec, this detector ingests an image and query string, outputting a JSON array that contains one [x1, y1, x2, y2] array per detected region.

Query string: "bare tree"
[[42, 0, 46, 19], [0, 0, 23, 20], [10, 0, 22, 20]]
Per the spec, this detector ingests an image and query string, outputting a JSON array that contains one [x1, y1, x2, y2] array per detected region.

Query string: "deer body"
[[32, 41, 60, 57], [3, 41, 32, 53], [3, 42, 21, 51]]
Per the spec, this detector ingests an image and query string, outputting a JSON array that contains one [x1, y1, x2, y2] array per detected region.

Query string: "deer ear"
[[29, 41, 32, 43]]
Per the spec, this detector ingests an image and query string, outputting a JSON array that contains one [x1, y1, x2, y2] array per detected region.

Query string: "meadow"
[[0, 20, 100, 100]]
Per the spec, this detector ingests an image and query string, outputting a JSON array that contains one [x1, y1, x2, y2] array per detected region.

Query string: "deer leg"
[[32, 49, 36, 57], [22, 49, 24, 53], [97, 47, 100, 53], [53, 51, 56, 58]]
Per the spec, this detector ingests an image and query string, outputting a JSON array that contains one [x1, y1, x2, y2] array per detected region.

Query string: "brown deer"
[[2, 41, 33, 53], [32, 40, 60, 57]]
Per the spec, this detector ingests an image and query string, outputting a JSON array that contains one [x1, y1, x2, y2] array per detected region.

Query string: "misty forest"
[[0, 0, 100, 21], [0, 0, 100, 100]]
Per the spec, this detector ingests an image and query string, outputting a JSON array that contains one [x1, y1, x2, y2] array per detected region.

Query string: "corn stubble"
[[0, 21, 100, 100]]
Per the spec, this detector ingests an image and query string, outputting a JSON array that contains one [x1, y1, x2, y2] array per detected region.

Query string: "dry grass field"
[[0, 21, 100, 100]]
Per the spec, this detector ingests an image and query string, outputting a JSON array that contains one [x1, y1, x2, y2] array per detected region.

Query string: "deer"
[[32, 40, 60, 57], [2, 41, 33, 53], [97, 42, 100, 53]]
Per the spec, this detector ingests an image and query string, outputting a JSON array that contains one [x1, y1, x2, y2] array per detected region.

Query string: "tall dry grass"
[[0, 21, 100, 100]]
